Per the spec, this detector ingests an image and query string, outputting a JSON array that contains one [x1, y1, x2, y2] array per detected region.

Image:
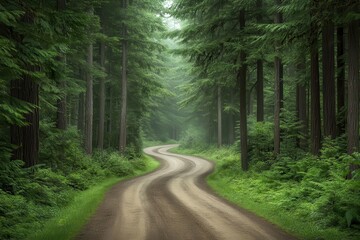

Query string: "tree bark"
[[238, 9, 248, 171], [78, 92, 85, 133], [98, 41, 106, 149], [322, 20, 336, 138], [337, 26, 345, 135], [296, 60, 307, 149], [347, 18, 359, 177], [56, 60, 67, 130], [10, 8, 39, 167], [256, 60, 264, 121], [217, 86, 222, 148], [310, 17, 321, 155], [228, 90, 235, 145], [274, 0, 283, 155], [11, 74, 39, 167], [119, 0, 129, 153], [85, 41, 94, 155], [256, 0, 264, 122], [55, 0, 67, 130]]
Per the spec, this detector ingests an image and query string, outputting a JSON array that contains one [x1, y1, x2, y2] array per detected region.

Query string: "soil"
[[76, 145, 296, 240]]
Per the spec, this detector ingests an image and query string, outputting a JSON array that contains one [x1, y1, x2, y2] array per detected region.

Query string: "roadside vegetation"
[[0, 128, 159, 240], [174, 125, 360, 240], [0, 1, 165, 239]]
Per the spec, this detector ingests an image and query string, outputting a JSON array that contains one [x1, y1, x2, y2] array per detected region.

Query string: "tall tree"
[[85, 8, 94, 155], [98, 41, 106, 149], [55, 0, 67, 130], [217, 86, 222, 147], [274, 0, 283, 154], [322, 15, 336, 138], [256, 0, 264, 122], [10, 6, 39, 167], [296, 57, 307, 149], [78, 92, 85, 133], [310, 1, 321, 155], [238, 9, 248, 171], [336, 26, 345, 135], [347, 15, 359, 176], [119, 0, 128, 153]]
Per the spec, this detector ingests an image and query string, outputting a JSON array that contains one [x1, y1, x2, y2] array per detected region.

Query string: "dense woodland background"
[[0, 0, 360, 239]]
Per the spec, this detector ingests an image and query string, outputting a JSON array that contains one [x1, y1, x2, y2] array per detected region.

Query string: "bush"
[[67, 172, 89, 190], [39, 126, 88, 173], [102, 153, 134, 177], [248, 121, 275, 170], [177, 142, 360, 238], [0, 190, 33, 240], [179, 127, 207, 150]]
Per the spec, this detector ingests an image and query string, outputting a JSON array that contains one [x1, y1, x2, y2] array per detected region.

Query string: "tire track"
[[76, 145, 296, 240]]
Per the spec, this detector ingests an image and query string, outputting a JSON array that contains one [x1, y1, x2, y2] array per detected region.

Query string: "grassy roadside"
[[171, 146, 359, 240], [30, 155, 159, 240]]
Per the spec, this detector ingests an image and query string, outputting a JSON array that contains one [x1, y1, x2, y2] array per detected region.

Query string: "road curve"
[[76, 145, 295, 240]]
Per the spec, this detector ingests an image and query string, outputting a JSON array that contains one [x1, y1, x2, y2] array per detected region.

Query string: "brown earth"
[[76, 145, 296, 240]]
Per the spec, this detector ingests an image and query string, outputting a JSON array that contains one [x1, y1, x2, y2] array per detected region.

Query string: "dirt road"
[[76, 145, 295, 240]]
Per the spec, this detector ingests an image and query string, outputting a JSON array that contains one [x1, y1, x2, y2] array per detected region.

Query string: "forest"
[[0, 0, 360, 239]]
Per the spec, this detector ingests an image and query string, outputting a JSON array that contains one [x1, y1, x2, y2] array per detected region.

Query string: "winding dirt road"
[[76, 145, 295, 240]]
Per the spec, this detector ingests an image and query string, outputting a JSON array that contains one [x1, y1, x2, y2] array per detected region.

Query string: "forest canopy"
[[0, 0, 360, 239]]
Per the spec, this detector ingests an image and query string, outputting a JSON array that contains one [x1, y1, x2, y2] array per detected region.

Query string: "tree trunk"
[[71, 95, 78, 126], [119, 0, 129, 153], [217, 86, 222, 148], [239, 9, 248, 171], [296, 60, 307, 149], [11, 74, 39, 167], [347, 18, 359, 177], [322, 20, 336, 138], [228, 90, 235, 145], [274, 0, 283, 155], [57, 0, 66, 10], [55, 0, 67, 130], [337, 26, 345, 135], [107, 85, 113, 148], [106, 49, 113, 148], [85, 41, 94, 155], [98, 41, 106, 149], [256, 0, 264, 122], [10, 9, 39, 168], [78, 92, 85, 133], [256, 60, 264, 121], [310, 17, 321, 155], [55, 58, 67, 130], [297, 85, 307, 147]]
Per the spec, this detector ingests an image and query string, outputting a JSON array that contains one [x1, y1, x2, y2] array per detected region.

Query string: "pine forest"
[[0, 0, 359, 239]]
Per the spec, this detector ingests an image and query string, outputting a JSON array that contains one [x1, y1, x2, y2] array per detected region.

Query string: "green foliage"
[[248, 121, 275, 170], [0, 190, 35, 240], [176, 143, 360, 239], [0, 126, 151, 240], [179, 127, 208, 150], [280, 108, 306, 156], [102, 153, 134, 177], [39, 126, 87, 172]]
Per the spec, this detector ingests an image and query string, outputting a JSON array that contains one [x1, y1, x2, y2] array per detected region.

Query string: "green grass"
[[30, 155, 159, 240], [172, 146, 360, 240], [207, 175, 348, 240]]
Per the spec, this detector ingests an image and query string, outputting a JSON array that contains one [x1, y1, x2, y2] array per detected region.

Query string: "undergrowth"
[[174, 139, 360, 240], [0, 127, 154, 240]]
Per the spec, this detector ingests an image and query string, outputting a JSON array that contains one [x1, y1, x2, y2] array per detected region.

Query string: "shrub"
[[67, 172, 89, 190], [0, 190, 36, 240], [39, 126, 87, 173], [102, 153, 134, 177], [248, 121, 275, 170], [179, 127, 207, 150]]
